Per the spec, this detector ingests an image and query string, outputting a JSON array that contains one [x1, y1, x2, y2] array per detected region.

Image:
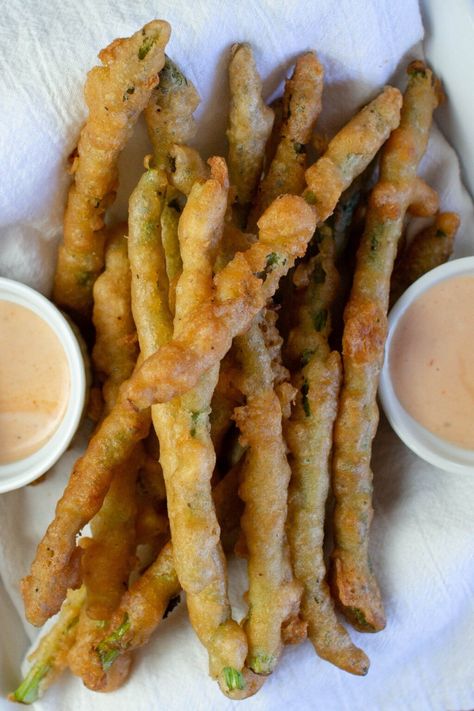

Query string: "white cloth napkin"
[[1, 1, 474, 709]]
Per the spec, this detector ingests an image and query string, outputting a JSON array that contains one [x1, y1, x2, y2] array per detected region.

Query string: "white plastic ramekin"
[[379, 256, 474, 475], [0, 278, 86, 492]]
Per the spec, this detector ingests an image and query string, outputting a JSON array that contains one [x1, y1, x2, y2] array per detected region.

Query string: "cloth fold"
[[0, 1, 473, 709]]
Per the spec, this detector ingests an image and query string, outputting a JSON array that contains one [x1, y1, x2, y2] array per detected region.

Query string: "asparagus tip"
[[222, 666, 245, 691], [95, 613, 130, 671], [248, 652, 276, 675], [9, 662, 50, 704]]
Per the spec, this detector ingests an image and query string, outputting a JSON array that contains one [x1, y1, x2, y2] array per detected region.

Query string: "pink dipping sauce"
[[0, 300, 70, 464], [390, 274, 474, 450]]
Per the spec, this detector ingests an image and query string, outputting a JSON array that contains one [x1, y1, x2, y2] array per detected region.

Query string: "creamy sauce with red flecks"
[[390, 275, 474, 449], [0, 300, 70, 463]]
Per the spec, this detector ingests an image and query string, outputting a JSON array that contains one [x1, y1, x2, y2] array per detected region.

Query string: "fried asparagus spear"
[[161, 147, 207, 317], [249, 51, 324, 225], [78, 445, 142, 622], [227, 43, 274, 225], [389, 211, 459, 306], [284, 224, 369, 675], [21, 377, 151, 626], [126, 86, 402, 410], [128, 159, 251, 696], [145, 56, 200, 170], [233, 311, 302, 675], [92, 224, 138, 413], [10, 588, 85, 704], [53, 20, 170, 322], [331, 62, 440, 632], [303, 86, 402, 217], [146, 57, 200, 310]]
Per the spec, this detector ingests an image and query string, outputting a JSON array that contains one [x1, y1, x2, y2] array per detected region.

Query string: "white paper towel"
[[1, 1, 474, 710]]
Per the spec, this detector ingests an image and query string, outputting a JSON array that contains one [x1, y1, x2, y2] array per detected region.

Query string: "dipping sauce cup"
[[0, 278, 86, 492], [379, 256, 474, 474]]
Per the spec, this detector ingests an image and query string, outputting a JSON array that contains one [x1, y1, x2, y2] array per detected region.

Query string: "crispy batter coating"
[[80, 443, 142, 621], [126, 166, 173, 348], [212, 462, 244, 554], [304, 86, 402, 222], [407, 176, 439, 217], [21, 389, 150, 626], [88, 221, 141, 625], [128, 158, 248, 694], [145, 56, 200, 170], [10, 587, 85, 703], [210, 224, 253, 457], [286, 224, 340, 364], [167, 144, 209, 195], [249, 51, 324, 225], [227, 43, 274, 221], [53, 21, 170, 321], [160, 185, 183, 315], [156, 385, 248, 690], [328, 162, 377, 259], [390, 211, 459, 306], [134, 497, 169, 569], [215, 222, 255, 272], [332, 62, 440, 633], [210, 352, 244, 457], [139, 431, 167, 505], [264, 97, 284, 171], [284, 226, 369, 675], [126, 88, 402, 410], [92, 224, 138, 413], [234, 314, 302, 676], [144, 51, 199, 317]]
